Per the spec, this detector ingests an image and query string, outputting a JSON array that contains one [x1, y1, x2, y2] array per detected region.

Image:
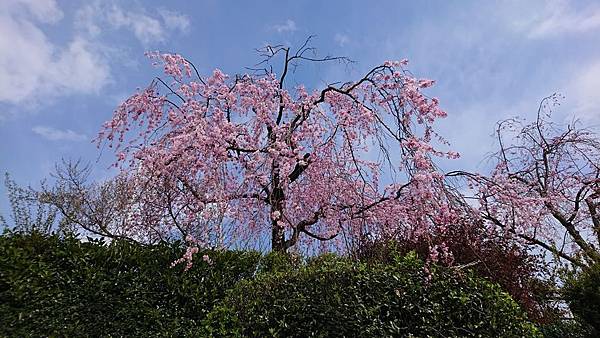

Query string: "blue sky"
[[1, 0, 600, 218]]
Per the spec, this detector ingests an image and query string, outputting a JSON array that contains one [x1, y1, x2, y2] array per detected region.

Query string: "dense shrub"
[[563, 264, 600, 335], [538, 318, 596, 338], [355, 222, 555, 323], [0, 231, 270, 337], [204, 253, 539, 337]]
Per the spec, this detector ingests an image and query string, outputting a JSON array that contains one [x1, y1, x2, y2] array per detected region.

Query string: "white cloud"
[[0, 1, 192, 111], [74, 3, 102, 37], [159, 9, 191, 33], [32, 126, 87, 141], [525, 0, 600, 38], [75, 2, 191, 46], [1, 0, 63, 23], [106, 5, 166, 44], [52, 38, 111, 93], [273, 19, 297, 33], [0, 3, 110, 107], [334, 33, 350, 47]]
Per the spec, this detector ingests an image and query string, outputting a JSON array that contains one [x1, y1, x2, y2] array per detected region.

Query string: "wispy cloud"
[[564, 60, 600, 122], [159, 8, 191, 33], [525, 1, 600, 38], [32, 126, 87, 141], [273, 19, 296, 33], [334, 33, 350, 47], [2, 0, 63, 23], [106, 5, 166, 44], [75, 2, 191, 45]]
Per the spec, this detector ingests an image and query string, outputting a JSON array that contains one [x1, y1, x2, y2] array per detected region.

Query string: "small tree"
[[97, 38, 460, 252]]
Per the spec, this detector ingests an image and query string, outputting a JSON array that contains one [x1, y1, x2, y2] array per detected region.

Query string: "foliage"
[[204, 252, 540, 337], [563, 264, 600, 335], [538, 318, 596, 338], [354, 222, 558, 323], [0, 232, 541, 337], [0, 230, 267, 337]]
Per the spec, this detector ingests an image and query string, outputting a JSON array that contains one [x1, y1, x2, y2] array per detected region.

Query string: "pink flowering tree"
[[454, 95, 600, 268], [98, 39, 461, 253]]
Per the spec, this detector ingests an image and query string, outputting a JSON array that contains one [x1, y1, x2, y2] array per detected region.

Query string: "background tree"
[[34, 159, 226, 245], [452, 95, 600, 268], [97, 38, 462, 253], [37, 160, 141, 242]]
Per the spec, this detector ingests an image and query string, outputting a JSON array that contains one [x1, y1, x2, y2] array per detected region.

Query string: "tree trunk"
[[272, 222, 285, 252], [270, 172, 286, 252]]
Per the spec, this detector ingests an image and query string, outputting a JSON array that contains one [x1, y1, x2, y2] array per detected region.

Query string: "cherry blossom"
[[97, 40, 461, 254]]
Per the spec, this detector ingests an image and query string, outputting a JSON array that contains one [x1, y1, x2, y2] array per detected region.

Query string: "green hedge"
[[204, 253, 539, 337], [0, 231, 272, 337], [538, 319, 595, 338], [0, 232, 539, 337]]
